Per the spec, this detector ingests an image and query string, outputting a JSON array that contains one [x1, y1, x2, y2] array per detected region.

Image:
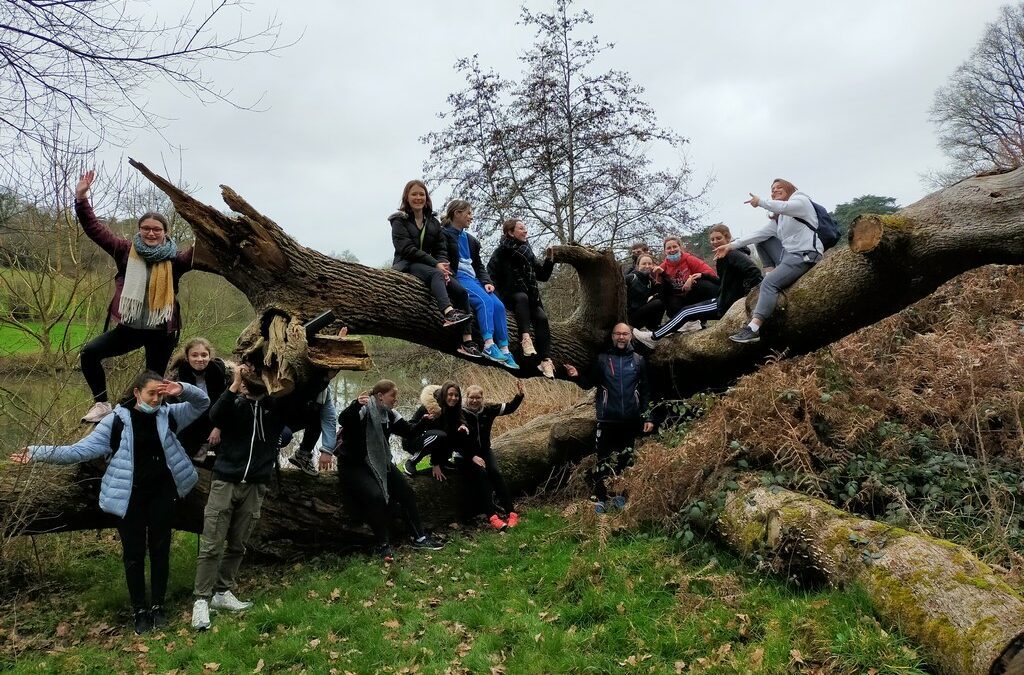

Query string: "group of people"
[[624, 178, 826, 347], [10, 171, 828, 637]]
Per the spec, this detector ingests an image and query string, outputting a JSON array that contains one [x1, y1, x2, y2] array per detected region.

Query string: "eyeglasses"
[[139, 226, 164, 234]]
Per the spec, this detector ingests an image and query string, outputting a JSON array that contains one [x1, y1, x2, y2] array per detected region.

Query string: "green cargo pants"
[[193, 480, 268, 598]]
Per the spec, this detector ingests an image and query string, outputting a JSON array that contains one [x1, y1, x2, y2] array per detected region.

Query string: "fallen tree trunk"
[[718, 483, 1024, 675]]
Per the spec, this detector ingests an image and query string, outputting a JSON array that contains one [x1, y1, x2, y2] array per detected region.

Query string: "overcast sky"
[[96, 0, 1008, 265]]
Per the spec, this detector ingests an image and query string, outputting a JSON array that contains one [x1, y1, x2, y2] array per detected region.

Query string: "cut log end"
[[850, 215, 885, 253], [308, 335, 372, 372]]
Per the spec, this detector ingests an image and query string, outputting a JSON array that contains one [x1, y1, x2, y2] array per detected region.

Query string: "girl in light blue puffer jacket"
[[10, 370, 209, 635]]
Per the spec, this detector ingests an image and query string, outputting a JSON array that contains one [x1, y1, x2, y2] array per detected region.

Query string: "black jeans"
[[80, 324, 179, 403], [458, 448, 513, 517], [117, 478, 177, 609], [628, 299, 665, 331], [340, 463, 424, 545], [507, 292, 551, 357], [403, 263, 470, 316], [590, 420, 641, 502]]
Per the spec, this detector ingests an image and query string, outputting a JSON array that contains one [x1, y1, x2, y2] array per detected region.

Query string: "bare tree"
[[422, 0, 707, 248], [930, 2, 1024, 184], [0, 0, 288, 178]]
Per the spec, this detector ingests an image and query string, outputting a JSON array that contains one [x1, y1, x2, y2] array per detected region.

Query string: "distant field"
[[0, 321, 92, 356]]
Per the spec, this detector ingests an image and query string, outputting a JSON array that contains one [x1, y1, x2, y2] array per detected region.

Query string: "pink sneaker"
[[506, 512, 520, 528], [82, 401, 112, 423], [488, 514, 508, 532]]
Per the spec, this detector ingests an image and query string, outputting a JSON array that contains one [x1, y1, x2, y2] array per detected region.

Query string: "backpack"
[[109, 411, 178, 453], [793, 202, 840, 251]]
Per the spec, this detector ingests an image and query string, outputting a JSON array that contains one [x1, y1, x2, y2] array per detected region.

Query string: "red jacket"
[[659, 252, 716, 293]]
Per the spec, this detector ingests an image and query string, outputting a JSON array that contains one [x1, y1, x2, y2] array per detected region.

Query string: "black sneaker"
[[133, 608, 153, 635], [443, 310, 472, 327], [457, 340, 483, 358], [150, 604, 167, 629], [287, 454, 317, 476], [411, 534, 443, 551], [728, 326, 761, 344]]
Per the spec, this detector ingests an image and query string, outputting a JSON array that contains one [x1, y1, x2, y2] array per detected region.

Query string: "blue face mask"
[[137, 401, 159, 414], [666, 252, 682, 262]]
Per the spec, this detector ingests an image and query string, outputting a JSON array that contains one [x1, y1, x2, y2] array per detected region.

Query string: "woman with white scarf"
[[74, 170, 195, 423]]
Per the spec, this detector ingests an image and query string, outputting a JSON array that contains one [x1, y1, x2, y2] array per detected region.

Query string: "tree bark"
[[718, 482, 1024, 675]]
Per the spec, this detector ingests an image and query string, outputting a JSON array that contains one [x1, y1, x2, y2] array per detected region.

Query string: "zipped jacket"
[[209, 390, 287, 484], [578, 345, 651, 422], [27, 383, 208, 517], [336, 398, 425, 467], [390, 210, 449, 271], [462, 393, 524, 458], [441, 225, 493, 285]]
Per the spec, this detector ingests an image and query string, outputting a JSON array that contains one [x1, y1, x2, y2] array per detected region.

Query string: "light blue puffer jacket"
[[28, 383, 209, 518]]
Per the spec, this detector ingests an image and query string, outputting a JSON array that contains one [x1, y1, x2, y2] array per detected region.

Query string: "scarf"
[[364, 397, 391, 503], [119, 234, 178, 327]]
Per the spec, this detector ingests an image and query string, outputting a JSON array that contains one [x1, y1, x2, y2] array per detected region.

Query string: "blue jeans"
[[457, 271, 509, 345]]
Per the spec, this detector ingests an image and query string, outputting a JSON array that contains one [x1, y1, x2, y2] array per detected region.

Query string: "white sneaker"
[[81, 401, 113, 423], [537, 358, 555, 379], [677, 320, 703, 333], [191, 598, 211, 631], [632, 328, 655, 348], [211, 590, 252, 612]]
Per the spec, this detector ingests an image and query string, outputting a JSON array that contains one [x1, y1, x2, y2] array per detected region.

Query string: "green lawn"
[[0, 322, 92, 356], [0, 508, 926, 674]]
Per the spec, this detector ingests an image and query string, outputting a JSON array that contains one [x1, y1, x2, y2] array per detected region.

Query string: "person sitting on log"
[[441, 199, 519, 369], [564, 323, 654, 513], [460, 381, 525, 531], [74, 170, 196, 424], [166, 337, 231, 462], [621, 241, 652, 277], [625, 253, 665, 332], [718, 178, 825, 344], [404, 382, 470, 480], [191, 363, 287, 631], [655, 235, 721, 335], [335, 380, 443, 561], [635, 223, 763, 346], [11, 370, 209, 636], [401, 384, 442, 475], [486, 218, 557, 378], [389, 180, 481, 358], [279, 373, 338, 477]]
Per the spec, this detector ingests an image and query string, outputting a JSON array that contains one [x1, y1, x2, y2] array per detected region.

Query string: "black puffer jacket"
[[390, 210, 449, 271], [625, 270, 662, 313], [486, 235, 554, 306], [208, 391, 287, 484], [715, 246, 763, 313], [462, 393, 524, 458]]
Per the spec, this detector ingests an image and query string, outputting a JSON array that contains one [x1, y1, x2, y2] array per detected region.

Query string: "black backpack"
[[793, 202, 840, 251], [108, 411, 178, 453]]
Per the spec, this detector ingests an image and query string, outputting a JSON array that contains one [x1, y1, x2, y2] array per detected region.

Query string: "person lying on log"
[[655, 235, 721, 336], [166, 336, 231, 463], [404, 382, 470, 482], [626, 253, 665, 332], [565, 323, 654, 512], [74, 170, 196, 424], [441, 199, 520, 369], [486, 218, 558, 378], [11, 370, 209, 636], [719, 178, 823, 344], [191, 363, 287, 631], [334, 380, 443, 562], [460, 381, 525, 531], [634, 223, 763, 347], [389, 179, 481, 358]]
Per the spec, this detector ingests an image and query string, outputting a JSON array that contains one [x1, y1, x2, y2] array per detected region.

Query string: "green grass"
[[0, 509, 927, 673], [0, 322, 92, 356]]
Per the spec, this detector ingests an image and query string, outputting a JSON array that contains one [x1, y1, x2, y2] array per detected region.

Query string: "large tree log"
[[718, 482, 1024, 675]]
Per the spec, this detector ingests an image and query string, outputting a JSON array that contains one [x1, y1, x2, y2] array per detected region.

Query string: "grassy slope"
[[0, 509, 924, 674]]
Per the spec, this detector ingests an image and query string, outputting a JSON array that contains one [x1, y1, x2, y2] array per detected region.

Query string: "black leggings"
[[80, 324, 179, 403], [628, 299, 665, 331], [340, 463, 425, 545], [591, 420, 641, 502], [458, 449, 513, 517], [403, 263, 470, 316], [117, 478, 176, 609], [664, 277, 720, 318], [507, 292, 551, 357]]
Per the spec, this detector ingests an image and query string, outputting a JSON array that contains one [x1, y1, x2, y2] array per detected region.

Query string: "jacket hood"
[[419, 385, 441, 414]]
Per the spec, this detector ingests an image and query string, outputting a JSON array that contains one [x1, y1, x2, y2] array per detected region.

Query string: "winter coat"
[[659, 252, 717, 298], [75, 198, 194, 332], [390, 210, 449, 271], [732, 191, 824, 256], [208, 390, 288, 484], [462, 393, 524, 458], [625, 269, 662, 313], [486, 235, 554, 306], [336, 398, 424, 467], [577, 344, 651, 423], [27, 383, 209, 518], [715, 246, 763, 313], [441, 225, 493, 285]]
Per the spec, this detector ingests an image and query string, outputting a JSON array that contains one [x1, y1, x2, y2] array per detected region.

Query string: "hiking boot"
[[632, 328, 656, 349], [506, 512, 520, 528], [287, 454, 317, 476], [728, 326, 760, 344], [502, 352, 520, 370], [82, 401, 112, 424], [191, 599, 211, 631], [150, 604, 167, 629], [593, 501, 607, 514], [457, 340, 483, 358], [537, 358, 555, 379], [443, 309, 472, 327], [377, 544, 395, 563], [488, 514, 509, 532], [520, 333, 537, 356], [411, 534, 443, 550], [610, 495, 627, 511], [210, 590, 252, 612], [678, 320, 703, 333], [133, 608, 153, 635], [482, 343, 507, 363]]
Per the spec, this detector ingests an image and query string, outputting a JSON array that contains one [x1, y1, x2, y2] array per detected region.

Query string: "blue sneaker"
[[610, 495, 627, 511], [502, 351, 520, 369], [482, 344, 506, 363], [594, 501, 606, 514]]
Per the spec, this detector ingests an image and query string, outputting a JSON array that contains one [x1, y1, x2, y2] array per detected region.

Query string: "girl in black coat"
[[166, 337, 230, 461], [625, 254, 665, 331], [486, 218, 557, 378]]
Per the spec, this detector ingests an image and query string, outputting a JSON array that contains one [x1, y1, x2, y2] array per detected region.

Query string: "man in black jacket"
[[565, 324, 654, 511], [191, 363, 286, 631]]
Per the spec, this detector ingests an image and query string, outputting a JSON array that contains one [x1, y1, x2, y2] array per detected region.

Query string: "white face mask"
[[136, 401, 159, 414]]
